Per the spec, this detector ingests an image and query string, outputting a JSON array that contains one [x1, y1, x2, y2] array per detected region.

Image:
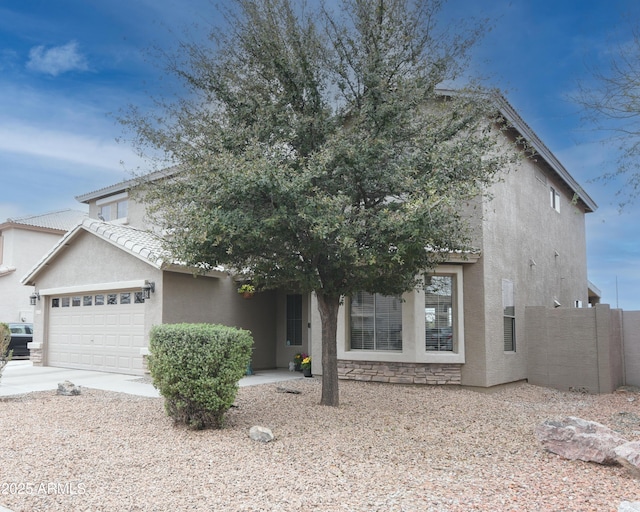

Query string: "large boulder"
[[536, 416, 628, 464], [615, 441, 640, 476]]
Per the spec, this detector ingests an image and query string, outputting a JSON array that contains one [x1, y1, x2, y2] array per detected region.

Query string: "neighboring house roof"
[[75, 168, 177, 204], [21, 217, 226, 286], [0, 209, 87, 233]]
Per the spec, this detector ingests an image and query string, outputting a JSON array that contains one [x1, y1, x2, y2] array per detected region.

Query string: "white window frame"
[[417, 265, 465, 364], [96, 192, 129, 224], [336, 265, 465, 364], [502, 279, 516, 352], [550, 186, 560, 212]]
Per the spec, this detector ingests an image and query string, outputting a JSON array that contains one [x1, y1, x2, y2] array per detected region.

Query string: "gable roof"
[[21, 218, 226, 286], [492, 94, 597, 213], [0, 209, 87, 233]]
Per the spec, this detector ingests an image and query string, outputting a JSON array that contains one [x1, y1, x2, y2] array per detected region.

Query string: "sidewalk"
[[0, 360, 304, 398]]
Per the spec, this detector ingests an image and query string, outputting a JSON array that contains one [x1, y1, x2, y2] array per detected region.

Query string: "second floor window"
[[550, 187, 560, 212], [99, 205, 111, 221], [99, 199, 128, 221]]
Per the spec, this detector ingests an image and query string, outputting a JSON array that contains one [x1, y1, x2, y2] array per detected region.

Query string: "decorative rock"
[[535, 416, 628, 464], [615, 441, 640, 476], [57, 380, 81, 396], [276, 387, 301, 394], [619, 501, 640, 512], [249, 426, 274, 443]]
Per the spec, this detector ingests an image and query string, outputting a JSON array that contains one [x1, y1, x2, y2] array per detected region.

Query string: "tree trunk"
[[316, 292, 341, 407]]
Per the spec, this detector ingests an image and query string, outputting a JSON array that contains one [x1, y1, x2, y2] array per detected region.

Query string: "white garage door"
[[48, 290, 146, 375]]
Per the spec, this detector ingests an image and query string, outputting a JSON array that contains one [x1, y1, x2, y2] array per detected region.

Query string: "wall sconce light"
[[142, 281, 155, 299], [553, 299, 562, 308], [30, 292, 40, 306]]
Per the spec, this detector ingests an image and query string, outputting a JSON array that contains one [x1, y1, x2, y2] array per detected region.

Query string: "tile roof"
[[81, 219, 168, 268], [4, 209, 87, 232], [22, 217, 226, 285]]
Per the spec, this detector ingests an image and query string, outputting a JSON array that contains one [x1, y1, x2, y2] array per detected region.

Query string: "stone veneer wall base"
[[338, 360, 461, 385]]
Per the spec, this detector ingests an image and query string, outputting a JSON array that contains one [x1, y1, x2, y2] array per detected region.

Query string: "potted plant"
[[293, 352, 306, 371], [237, 284, 255, 299], [301, 356, 312, 377]]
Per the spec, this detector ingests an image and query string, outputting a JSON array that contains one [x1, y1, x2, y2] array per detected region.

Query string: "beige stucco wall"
[[0, 227, 64, 323], [623, 310, 640, 387], [464, 154, 590, 388], [28, 231, 163, 363], [526, 304, 624, 393], [317, 152, 591, 388], [162, 272, 278, 370]]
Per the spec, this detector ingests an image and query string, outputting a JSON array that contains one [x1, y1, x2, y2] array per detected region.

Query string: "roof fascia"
[[75, 167, 179, 204], [435, 88, 598, 213]]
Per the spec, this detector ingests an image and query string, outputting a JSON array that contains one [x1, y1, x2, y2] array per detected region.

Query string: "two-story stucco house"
[[22, 96, 599, 388], [0, 210, 86, 324]]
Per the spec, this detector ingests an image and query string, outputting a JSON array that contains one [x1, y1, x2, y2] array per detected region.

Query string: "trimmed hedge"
[[148, 323, 253, 430]]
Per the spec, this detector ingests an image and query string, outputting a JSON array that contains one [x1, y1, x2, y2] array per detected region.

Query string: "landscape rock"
[[249, 425, 274, 443], [535, 416, 628, 464], [57, 380, 81, 396], [615, 441, 640, 476], [619, 501, 640, 512], [276, 387, 301, 394]]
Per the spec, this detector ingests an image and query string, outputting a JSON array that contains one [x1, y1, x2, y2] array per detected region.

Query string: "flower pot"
[[242, 292, 254, 299], [302, 367, 312, 377]]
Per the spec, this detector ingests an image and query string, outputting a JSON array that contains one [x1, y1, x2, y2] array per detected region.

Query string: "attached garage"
[[22, 219, 167, 376], [47, 288, 147, 375]]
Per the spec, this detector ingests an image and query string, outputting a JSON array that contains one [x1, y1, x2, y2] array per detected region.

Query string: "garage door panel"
[[48, 290, 146, 375]]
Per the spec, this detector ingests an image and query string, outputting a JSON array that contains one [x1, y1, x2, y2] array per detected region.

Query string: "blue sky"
[[1, 0, 639, 309]]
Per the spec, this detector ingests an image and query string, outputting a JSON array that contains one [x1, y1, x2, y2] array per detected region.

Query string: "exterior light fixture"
[[142, 281, 155, 299], [30, 292, 40, 306]]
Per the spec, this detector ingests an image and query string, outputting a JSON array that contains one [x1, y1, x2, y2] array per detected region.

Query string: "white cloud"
[[0, 120, 144, 173], [26, 41, 88, 76]]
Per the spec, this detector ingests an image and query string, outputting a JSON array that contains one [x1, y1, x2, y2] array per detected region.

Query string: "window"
[[107, 294, 118, 305], [83, 295, 92, 306], [286, 294, 302, 346], [550, 187, 560, 212], [502, 279, 515, 352], [61, 297, 70, 308], [117, 200, 128, 219], [424, 275, 454, 351], [95, 294, 105, 306], [96, 193, 128, 222], [72, 296, 81, 307], [134, 292, 145, 304], [99, 205, 111, 221], [350, 292, 402, 351], [120, 292, 131, 304], [52, 298, 60, 308]]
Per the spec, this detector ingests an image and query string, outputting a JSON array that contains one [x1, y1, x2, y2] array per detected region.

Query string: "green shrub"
[[0, 322, 12, 382], [148, 323, 253, 430]]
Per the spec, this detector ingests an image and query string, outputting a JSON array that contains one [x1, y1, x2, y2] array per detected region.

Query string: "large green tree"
[[124, 0, 516, 406]]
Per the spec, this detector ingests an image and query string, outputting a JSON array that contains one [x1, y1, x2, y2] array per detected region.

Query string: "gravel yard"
[[0, 378, 639, 511]]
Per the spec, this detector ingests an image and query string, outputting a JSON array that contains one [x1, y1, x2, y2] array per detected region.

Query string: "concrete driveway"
[[0, 360, 304, 398]]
